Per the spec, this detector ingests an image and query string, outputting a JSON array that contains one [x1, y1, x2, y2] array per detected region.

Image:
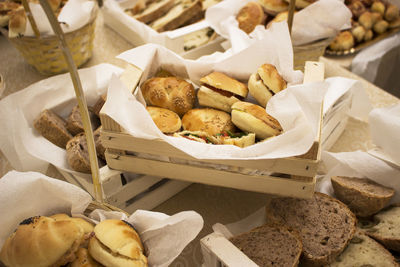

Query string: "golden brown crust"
[[232, 101, 280, 128], [348, 1, 366, 18], [258, 64, 287, 95], [329, 31, 355, 51], [200, 72, 248, 97], [8, 7, 26, 38], [385, 4, 399, 22], [71, 248, 103, 267], [259, 0, 288, 15], [359, 11, 374, 30], [146, 106, 182, 133], [236, 1, 266, 34], [141, 77, 195, 117]]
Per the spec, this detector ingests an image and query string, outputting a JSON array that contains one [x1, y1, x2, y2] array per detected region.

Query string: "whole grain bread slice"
[[331, 176, 395, 217], [94, 127, 105, 161], [360, 204, 400, 252], [66, 133, 91, 173], [329, 230, 398, 267], [229, 224, 302, 267], [265, 192, 357, 267], [66, 104, 84, 136], [92, 94, 106, 117], [33, 109, 73, 148]]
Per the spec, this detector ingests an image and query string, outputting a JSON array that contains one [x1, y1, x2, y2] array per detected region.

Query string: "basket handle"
[[287, 0, 295, 34], [21, 0, 41, 38], [38, 0, 104, 203]]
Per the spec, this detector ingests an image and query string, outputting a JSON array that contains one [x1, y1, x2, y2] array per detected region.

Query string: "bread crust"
[[134, 0, 175, 24], [182, 108, 235, 135], [329, 31, 355, 51], [66, 133, 91, 173], [258, 0, 288, 15], [146, 106, 182, 133], [8, 7, 26, 38], [236, 1, 266, 34], [70, 247, 103, 267], [92, 94, 107, 117], [67, 105, 85, 135], [248, 72, 273, 107], [200, 72, 248, 97], [141, 77, 195, 117], [197, 86, 241, 112]]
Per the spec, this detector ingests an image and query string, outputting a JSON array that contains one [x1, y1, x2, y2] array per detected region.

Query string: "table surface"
[[1, 13, 399, 266]]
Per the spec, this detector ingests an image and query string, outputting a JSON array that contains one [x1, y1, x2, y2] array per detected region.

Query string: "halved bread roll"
[[198, 72, 248, 112], [231, 101, 282, 140], [216, 132, 256, 147], [236, 2, 266, 34], [146, 106, 182, 133], [173, 130, 220, 144]]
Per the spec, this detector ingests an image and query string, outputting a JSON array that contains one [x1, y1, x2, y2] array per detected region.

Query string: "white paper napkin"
[[0, 171, 204, 267]]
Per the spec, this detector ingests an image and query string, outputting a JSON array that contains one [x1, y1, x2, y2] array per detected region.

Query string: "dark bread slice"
[[94, 127, 105, 161], [229, 224, 302, 267], [265, 192, 357, 266], [33, 109, 73, 148], [360, 204, 400, 252], [331, 176, 395, 217], [92, 94, 107, 117], [134, 0, 175, 24], [329, 230, 398, 266], [66, 105, 84, 136], [66, 133, 91, 173]]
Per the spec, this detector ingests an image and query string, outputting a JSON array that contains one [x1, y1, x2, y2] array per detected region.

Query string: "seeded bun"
[[198, 72, 248, 112], [248, 64, 287, 107], [146, 106, 182, 133], [0, 216, 84, 267], [236, 2, 266, 34], [182, 108, 235, 136], [88, 219, 147, 267], [231, 101, 282, 139]]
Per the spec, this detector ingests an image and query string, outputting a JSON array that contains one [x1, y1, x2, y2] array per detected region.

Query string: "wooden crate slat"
[[105, 152, 316, 199], [57, 168, 94, 197]]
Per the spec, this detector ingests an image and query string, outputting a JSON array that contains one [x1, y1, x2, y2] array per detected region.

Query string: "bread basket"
[[0, 0, 98, 75]]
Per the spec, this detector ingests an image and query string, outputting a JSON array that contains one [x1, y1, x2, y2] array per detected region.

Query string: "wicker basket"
[[0, 4, 97, 75], [293, 37, 333, 71]]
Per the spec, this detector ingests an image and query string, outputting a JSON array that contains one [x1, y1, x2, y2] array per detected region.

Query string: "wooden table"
[[0, 14, 399, 266]]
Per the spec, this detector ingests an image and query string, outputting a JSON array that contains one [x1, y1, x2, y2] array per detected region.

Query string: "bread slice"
[[92, 94, 106, 117], [94, 127, 106, 161], [331, 176, 395, 217], [230, 224, 302, 267], [265, 192, 357, 266], [66, 133, 91, 173], [329, 231, 398, 267], [66, 105, 84, 136], [361, 205, 400, 252], [150, 0, 203, 32], [33, 109, 73, 148], [134, 0, 175, 24]]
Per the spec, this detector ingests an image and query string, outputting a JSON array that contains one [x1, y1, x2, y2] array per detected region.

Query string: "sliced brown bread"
[[66, 133, 91, 173], [229, 224, 302, 267], [66, 104, 84, 136], [33, 109, 73, 148], [331, 176, 395, 217], [329, 231, 398, 267], [360, 204, 400, 252], [94, 127, 105, 160], [265, 192, 357, 267], [92, 94, 106, 117]]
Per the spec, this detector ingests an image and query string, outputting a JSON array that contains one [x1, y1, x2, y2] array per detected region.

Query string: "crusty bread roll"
[[259, 0, 288, 15], [348, 1, 366, 18], [71, 248, 103, 267], [359, 11, 374, 30], [389, 17, 400, 28], [173, 130, 220, 144], [236, 2, 266, 34], [352, 25, 366, 42], [371, 1, 385, 15], [0, 1, 21, 27], [385, 4, 399, 22], [146, 106, 182, 133], [364, 29, 373, 41], [248, 63, 287, 107], [50, 213, 94, 235], [0, 216, 84, 267], [373, 19, 389, 34], [182, 108, 235, 136], [329, 31, 355, 51], [88, 220, 147, 267], [198, 72, 248, 112], [8, 7, 26, 38], [141, 77, 195, 116], [231, 101, 282, 140]]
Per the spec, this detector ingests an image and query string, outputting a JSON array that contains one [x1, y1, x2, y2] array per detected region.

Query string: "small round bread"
[[231, 101, 282, 140], [348, 1, 366, 18], [71, 248, 103, 267], [33, 109, 73, 149], [329, 31, 355, 51], [67, 104, 84, 135], [236, 2, 266, 34], [364, 29, 373, 41], [8, 7, 26, 38], [331, 176, 395, 217], [88, 219, 147, 267], [0, 1, 21, 27], [230, 224, 303, 267], [182, 108, 235, 136], [0, 216, 84, 267], [141, 76, 195, 116], [373, 19, 389, 34], [389, 17, 400, 28], [385, 4, 399, 22], [359, 11, 374, 30], [66, 133, 91, 173], [146, 106, 182, 133], [351, 25, 366, 42], [371, 12, 383, 24], [371, 1, 385, 15], [259, 0, 288, 15], [248, 63, 287, 107], [198, 72, 248, 112]]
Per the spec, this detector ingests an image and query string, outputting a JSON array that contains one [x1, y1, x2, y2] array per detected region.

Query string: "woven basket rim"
[[1, 2, 98, 41]]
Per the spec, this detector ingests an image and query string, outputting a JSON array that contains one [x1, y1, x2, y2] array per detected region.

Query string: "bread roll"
[[329, 31, 355, 51], [364, 29, 373, 41], [248, 63, 287, 107], [348, 1, 366, 18], [0, 1, 21, 27], [371, 12, 383, 25], [8, 7, 26, 38], [359, 11, 373, 30], [198, 72, 248, 112], [389, 17, 400, 28], [236, 2, 266, 34], [352, 25, 366, 42], [0, 216, 84, 267], [182, 108, 235, 135], [231, 101, 282, 139], [385, 4, 399, 22], [88, 220, 147, 267], [266, 10, 291, 28], [371, 1, 385, 15], [373, 19, 389, 34], [71, 248, 103, 267], [141, 77, 195, 116], [258, 0, 288, 15], [146, 106, 182, 133]]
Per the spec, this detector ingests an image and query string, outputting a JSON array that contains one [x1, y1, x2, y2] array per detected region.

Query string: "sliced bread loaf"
[[229, 224, 302, 267], [329, 231, 398, 267], [33, 109, 73, 148], [66, 133, 91, 173], [265, 192, 357, 267], [66, 104, 84, 136], [331, 176, 395, 217], [361, 204, 400, 252]]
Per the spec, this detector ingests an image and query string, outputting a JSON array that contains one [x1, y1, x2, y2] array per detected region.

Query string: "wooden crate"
[[99, 62, 325, 199]]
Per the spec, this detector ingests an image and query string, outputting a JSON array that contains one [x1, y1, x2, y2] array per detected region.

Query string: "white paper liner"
[[205, 0, 351, 46], [0, 170, 204, 267], [24, 0, 96, 37], [0, 64, 124, 175]]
